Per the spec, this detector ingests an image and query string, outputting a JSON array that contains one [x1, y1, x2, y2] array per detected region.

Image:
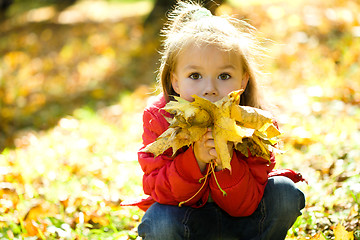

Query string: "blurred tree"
[[145, 0, 225, 26], [53, 0, 77, 12], [0, 0, 13, 20], [0, 0, 77, 21]]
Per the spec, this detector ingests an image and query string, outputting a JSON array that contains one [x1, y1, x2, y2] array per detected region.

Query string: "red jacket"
[[121, 94, 305, 217]]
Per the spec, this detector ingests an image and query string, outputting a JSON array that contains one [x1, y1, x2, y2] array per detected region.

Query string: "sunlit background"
[[0, 0, 359, 239]]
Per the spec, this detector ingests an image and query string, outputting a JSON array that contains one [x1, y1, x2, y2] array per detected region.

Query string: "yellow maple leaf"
[[142, 128, 174, 156], [141, 90, 282, 172], [231, 104, 273, 130], [164, 96, 212, 127], [213, 116, 254, 170], [333, 224, 354, 240]]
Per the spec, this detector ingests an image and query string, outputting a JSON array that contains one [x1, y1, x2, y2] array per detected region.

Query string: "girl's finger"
[[205, 131, 214, 140], [209, 148, 218, 158], [205, 139, 215, 148], [215, 158, 222, 166]]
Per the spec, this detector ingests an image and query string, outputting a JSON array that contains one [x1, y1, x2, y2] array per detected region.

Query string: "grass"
[[0, 90, 148, 239]]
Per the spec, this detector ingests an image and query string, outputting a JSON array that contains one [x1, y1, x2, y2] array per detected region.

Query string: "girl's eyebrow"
[[184, 65, 236, 70], [184, 65, 201, 70], [221, 65, 236, 70]]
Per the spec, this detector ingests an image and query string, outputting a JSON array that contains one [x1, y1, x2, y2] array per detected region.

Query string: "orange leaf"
[[0, 183, 19, 213], [23, 202, 58, 237]]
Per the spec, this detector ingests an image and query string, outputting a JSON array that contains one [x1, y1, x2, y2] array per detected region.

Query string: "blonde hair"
[[158, 1, 267, 109]]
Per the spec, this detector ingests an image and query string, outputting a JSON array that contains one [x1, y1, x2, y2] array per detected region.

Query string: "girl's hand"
[[193, 128, 216, 172], [193, 128, 234, 172], [193, 128, 221, 172]]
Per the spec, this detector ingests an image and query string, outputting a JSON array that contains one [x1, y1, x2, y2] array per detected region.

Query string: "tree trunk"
[[0, 0, 13, 21]]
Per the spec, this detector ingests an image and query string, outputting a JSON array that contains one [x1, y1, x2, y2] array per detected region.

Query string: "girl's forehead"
[[175, 43, 243, 69], [178, 42, 240, 60]]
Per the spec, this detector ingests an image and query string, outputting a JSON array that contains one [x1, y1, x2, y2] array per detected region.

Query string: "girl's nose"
[[203, 78, 218, 97]]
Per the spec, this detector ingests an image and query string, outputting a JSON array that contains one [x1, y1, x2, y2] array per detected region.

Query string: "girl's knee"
[[265, 176, 305, 215], [138, 203, 184, 240], [139, 216, 179, 239]]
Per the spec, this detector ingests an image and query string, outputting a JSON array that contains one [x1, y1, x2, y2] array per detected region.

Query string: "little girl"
[[130, 1, 305, 239]]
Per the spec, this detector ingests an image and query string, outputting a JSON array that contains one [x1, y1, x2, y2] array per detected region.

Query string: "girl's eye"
[[189, 73, 202, 80], [218, 73, 231, 80]]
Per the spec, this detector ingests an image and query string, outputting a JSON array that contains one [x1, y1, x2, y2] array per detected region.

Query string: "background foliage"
[[0, 0, 359, 239]]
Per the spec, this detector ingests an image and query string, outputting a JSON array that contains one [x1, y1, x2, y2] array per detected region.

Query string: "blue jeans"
[[138, 176, 305, 240]]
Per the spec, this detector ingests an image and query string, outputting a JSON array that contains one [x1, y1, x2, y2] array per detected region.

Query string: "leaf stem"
[[179, 164, 211, 207], [178, 160, 228, 207], [210, 161, 227, 196]]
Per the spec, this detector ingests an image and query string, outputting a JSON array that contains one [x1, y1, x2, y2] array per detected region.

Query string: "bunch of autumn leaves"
[[142, 90, 282, 172]]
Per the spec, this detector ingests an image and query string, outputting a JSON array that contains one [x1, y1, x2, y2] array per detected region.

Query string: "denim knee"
[[138, 203, 185, 240], [265, 176, 305, 217], [257, 176, 305, 240]]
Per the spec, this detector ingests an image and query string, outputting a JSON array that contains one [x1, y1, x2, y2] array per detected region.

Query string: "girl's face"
[[171, 43, 249, 102]]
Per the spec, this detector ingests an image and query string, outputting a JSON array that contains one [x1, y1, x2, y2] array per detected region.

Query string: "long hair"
[[158, 1, 268, 109]]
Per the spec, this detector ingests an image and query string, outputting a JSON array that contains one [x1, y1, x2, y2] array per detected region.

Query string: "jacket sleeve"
[[209, 151, 275, 217], [138, 108, 207, 206]]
